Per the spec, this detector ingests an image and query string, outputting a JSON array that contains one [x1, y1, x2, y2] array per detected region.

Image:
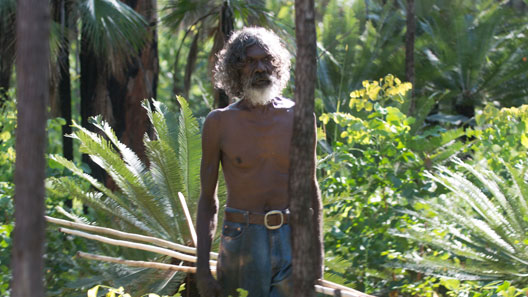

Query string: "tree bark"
[[290, 0, 317, 297], [405, 0, 415, 115], [80, 27, 110, 182], [211, 0, 234, 108], [0, 3, 16, 106], [108, 0, 158, 163], [12, 0, 50, 296], [54, 0, 73, 160]]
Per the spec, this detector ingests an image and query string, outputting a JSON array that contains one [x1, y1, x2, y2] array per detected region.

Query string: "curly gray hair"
[[213, 27, 291, 99]]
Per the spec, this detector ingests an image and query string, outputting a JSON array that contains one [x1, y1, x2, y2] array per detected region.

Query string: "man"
[[196, 27, 323, 297]]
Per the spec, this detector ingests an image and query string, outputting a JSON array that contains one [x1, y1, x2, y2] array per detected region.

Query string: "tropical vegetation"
[[2, 0, 528, 296]]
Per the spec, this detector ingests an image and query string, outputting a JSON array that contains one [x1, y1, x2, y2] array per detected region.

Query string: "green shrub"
[[318, 75, 464, 293]]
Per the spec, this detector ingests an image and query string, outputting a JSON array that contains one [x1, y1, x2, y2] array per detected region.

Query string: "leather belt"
[[224, 209, 289, 230]]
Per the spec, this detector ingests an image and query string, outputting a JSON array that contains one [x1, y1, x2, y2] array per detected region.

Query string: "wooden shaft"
[[77, 252, 216, 275], [178, 192, 198, 246], [317, 280, 375, 297], [77, 252, 372, 297], [46, 216, 218, 259], [59, 227, 217, 266]]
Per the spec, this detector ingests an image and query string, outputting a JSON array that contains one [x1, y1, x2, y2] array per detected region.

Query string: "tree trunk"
[[211, 1, 233, 108], [108, 0, 158, 163], [12, 0, 50, 296], [405, 0, 416, 115], [290, 0, 317, 297], [0, 3, 16, 106], [55, 0, 73, 160], [80, 27, 111, 182]]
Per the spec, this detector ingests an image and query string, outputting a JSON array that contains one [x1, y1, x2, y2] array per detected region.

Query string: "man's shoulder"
[[203, 102, 241, 125]]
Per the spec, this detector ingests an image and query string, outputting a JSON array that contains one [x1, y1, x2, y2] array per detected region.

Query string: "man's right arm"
[[196, 110, 222, 296]]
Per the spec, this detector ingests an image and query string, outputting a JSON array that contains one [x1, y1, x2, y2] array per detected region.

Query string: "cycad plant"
[[47, 97, 224, 294], [396, 157, 528, 282], [417, 0, 528, 119]]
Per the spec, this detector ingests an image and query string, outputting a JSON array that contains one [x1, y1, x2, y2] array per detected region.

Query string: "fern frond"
[[48, 177, 151, 235], [401, 158, 528, 279], [144, 139, 188, 243], [175, 96, 201, 218], [454, 159, 523, 236], [71, 121, 168, 236], [88, 116, 176, 239]]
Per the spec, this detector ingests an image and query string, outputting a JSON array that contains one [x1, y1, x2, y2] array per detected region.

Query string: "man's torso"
[[215, 97, 294, 212]]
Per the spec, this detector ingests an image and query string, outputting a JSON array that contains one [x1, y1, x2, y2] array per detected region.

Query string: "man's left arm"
[[312, 113, 324, 279]]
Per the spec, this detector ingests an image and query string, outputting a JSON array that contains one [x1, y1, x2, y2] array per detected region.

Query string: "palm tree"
[[78, 0, 152, 182], [48, 97, 226, 295], [0, 0, 153, 179], [396, 157, 528, 282]]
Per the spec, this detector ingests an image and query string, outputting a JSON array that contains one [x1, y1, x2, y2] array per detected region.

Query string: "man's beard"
[[241, 72, 280, 106]]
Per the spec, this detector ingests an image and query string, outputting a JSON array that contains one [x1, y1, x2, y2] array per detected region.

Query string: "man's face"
[[241, 44, 274, 90], [239, 44, 279, 105]]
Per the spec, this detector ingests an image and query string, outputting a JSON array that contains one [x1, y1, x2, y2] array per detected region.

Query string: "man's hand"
[[197, 272, 222, 297]]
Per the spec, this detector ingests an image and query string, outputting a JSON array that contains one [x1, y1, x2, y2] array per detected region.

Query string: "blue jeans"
[[217, 207, 292, 297]]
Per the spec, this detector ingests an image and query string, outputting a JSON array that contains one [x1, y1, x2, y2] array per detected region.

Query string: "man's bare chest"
[[220, 113, 293, 169]]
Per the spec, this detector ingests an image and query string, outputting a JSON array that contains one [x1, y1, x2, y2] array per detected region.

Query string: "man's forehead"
[[246, 44, 269, 57]]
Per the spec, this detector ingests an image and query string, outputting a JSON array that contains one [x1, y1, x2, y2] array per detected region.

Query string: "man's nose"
[[254, 60, 266, 73]]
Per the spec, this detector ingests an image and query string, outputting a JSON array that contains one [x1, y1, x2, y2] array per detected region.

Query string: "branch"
[[315, 285, 375, 297], [59, 227, 217, 266], [317, 280, 375, 297], [77, 251, 214, 275], [178, 192, 197, 246], [46, 216, 218, 259], [77, 253, 373, 297]]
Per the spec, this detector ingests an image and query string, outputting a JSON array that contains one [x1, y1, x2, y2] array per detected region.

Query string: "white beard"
[[244, 86, 278, 106], [242, 75, 280, 106]]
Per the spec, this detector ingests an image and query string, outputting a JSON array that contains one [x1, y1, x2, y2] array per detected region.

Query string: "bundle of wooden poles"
[[47, 207, 374, 297]]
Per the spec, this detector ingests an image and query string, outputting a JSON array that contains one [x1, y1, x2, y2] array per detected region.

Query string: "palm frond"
[[47, 98, 206, 293], [397, 157, 528, 280], [48, 176, 151, 235], [143, 101, 189, 243], [78, 0, 148, 69], [88, 116, 177, 239], [161, 0, 214, 30], [70, 120, 168, 237], [176, 96, 201, 217]]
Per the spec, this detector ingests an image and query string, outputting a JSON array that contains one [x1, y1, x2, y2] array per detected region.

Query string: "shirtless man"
[[196, 27, 323, 297]]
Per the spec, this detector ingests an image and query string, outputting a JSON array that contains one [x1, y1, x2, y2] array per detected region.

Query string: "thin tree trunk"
[[211, 0, 233, 108], [0, 3, 16, 106], [12, 0, 50, 296], [80, 27, 109, 182], [290, 0, 317, 296], [405, 0, 416, 115], [55, 0, 73, 160], [183, 33, 199, 100]]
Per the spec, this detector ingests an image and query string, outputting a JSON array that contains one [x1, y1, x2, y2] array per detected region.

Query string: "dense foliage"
[[2, 0, 528, 296]]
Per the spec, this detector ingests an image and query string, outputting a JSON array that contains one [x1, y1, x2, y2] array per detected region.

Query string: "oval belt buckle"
[[264, 210, 284, 230]]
